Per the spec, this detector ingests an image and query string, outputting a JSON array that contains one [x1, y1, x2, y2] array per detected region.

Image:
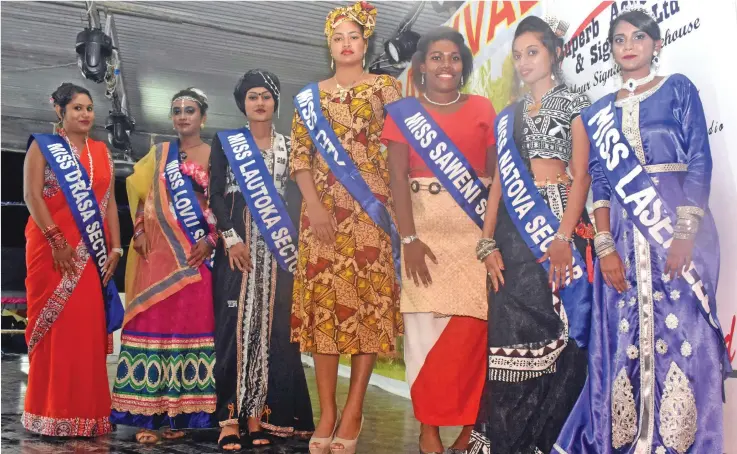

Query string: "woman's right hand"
[[403, 240, 437, 287], [484, 250, 505, 293], [133, 232, 149, 260], [600, 251, 628, 293], [52, 244, 77, 276], [228, 242, 253, 273], [307, 202, 337, 245]]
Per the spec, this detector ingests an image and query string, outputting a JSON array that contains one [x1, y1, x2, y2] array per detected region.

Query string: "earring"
[[362, 54, 366, 68], [460, 75, 464, 86], [551, 73, 556, 81], [421, 73, 425, 85], [652, 51, 660, 71], [331, 58, 335, 71], [201, 123, 205, 128]]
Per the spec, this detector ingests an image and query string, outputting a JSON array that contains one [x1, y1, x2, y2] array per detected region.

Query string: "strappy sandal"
[[246, 429, 274, 447], [218, 434, 242, 452], [135, 429, 160, 444]]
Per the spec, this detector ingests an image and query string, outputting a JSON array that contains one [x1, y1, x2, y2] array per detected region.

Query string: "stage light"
[[385, 30, 421, 64], [105, 111, 134, 151], [75, 28, 113, 83]]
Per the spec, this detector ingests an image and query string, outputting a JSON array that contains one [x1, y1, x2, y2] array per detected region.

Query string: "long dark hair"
[[50, 82, 92, 120], [410, 26, 473, 90], [513, 16, 564, 80], [608, 10, 661, 43]]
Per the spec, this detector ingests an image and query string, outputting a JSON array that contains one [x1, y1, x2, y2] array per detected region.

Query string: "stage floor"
[[1, 354, 461, 453]]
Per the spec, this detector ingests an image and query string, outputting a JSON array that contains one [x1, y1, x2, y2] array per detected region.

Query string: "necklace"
[[423, 91, 461, 106], [179, 140, 205, 160], [334, 71, 366, 103], [623, 71, 655, 96], [59, 129, 93, 190]]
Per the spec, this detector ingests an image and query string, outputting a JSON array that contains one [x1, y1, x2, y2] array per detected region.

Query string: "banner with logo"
[[397, 0, 737, 449]]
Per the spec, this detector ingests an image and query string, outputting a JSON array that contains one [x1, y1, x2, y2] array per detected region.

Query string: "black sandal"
[[218, 434, 242, 452], [245, 429, 274, 447]]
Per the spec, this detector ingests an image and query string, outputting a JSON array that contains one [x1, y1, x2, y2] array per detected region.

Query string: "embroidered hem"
[[261, 421, 314, 439], [219, 418, 239, 428], [22, 412, 114, 437]]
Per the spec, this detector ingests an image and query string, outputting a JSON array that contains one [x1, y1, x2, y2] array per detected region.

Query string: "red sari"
[[23, 137, 114, 437]]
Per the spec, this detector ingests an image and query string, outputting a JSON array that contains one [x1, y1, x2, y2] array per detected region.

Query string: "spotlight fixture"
[[385, 30, 421, 64], [75, 28, 113, 83], [105, 111, 135, 152]]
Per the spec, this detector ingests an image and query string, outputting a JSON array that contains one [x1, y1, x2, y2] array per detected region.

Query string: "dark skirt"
[[213, 184, 314, 437], [468, 184, 592, 454]]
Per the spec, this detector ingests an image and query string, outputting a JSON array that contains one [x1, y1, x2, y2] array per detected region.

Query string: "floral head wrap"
[[324, 1, 377, 42]]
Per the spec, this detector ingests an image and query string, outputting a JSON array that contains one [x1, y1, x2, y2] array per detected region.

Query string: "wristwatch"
[[401, 235, 419, 245], [111, 247, 124, 257]]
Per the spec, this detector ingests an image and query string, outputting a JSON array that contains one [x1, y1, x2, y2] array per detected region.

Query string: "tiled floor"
[[0, 354, 461, 453]]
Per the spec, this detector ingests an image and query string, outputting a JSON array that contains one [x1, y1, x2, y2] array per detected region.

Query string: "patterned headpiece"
[[172, 87, 208, 106], [324, 1, 377, 42], [544, 15, 570, 39], [620, 2, 658, 21], [233, 69, 282, 117]]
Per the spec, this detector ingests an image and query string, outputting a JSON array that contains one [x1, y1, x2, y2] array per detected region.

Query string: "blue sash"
[[31, 134, 124, 334], [494, 105, 591, 348], [164, 141, 212, 269], [294, 83, 401, 282], [582, 98, 731, 376], [217, 128, 298, 272], [384, 97, 489, 229]]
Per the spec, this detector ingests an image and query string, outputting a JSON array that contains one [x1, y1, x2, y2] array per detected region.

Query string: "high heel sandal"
[[418, 435, 443, 454], [330, 415, 364, 454], [309, 413, 340, 454]]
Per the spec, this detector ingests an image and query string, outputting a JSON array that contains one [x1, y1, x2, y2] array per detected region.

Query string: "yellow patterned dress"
[[290, 74, 403, 355]]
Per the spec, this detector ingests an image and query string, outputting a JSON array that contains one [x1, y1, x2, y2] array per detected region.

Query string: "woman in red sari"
[[22, 82, 122, 437]]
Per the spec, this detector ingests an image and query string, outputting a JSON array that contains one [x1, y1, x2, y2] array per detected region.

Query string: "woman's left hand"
[[539, 238, 573, 291], [665, 237, 695, 279], [187, 240, 213, 269], [101, 251, 121, 286]]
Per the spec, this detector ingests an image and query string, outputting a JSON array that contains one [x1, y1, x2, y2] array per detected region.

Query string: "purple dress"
[[554, 74, 728, 453]]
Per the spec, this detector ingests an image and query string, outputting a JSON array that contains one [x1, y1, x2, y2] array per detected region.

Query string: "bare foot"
[[419, 423, 444, 453], [161, 429, 185, 440], [448, 425, 473, 451], [135, 429, 159, 444], [218, 424, 241, 451]]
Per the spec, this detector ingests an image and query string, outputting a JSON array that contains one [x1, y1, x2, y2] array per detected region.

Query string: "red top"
[[381, 94, 496, 178]]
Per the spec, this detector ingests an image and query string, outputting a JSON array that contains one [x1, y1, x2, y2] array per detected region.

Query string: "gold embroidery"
[[612, 367, 638, 449], [593, 200, 611, 210], [660, 362, 697, 453], [644, 163, 688, 174]]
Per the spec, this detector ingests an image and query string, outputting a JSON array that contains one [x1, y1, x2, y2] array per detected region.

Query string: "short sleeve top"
[[520, 84, 590, 163], [381, 94, 496, 178]]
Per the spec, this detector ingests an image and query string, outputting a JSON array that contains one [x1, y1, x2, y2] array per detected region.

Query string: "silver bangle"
[[554, 232, 574, 244], [476, 238, 498, 261]]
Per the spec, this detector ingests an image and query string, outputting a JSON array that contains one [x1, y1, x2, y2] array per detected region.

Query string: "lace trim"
[[644, 163, 688, 174], [614, 76, 671, 107], [611, 368, 638, 449], [593, 200, 611, 210], [660, 362, 697, 453]]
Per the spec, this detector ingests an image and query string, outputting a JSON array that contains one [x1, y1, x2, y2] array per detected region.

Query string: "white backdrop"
[[397, 0, 737, 451]]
